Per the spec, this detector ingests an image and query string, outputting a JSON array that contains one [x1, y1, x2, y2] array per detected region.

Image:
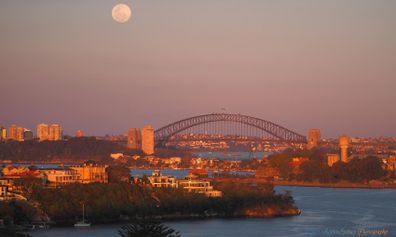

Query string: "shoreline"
[[274, 180, 396, 189], [35, 211, 301, 229]]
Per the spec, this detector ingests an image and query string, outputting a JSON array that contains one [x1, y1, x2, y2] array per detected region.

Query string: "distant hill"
[[0, 137, 127, 162]]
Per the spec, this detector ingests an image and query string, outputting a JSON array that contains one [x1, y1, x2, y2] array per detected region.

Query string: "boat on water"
[[74, 222, 91, 227], [21, 221, 50, 231], [74, 203, 91, 227]]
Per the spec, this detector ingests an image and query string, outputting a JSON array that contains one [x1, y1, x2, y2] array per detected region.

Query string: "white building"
[[178, 174, 222, 197], [148, 170, 178, 188], [41, 168, 79, 185]]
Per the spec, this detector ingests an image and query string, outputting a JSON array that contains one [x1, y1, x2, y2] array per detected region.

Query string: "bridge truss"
[[154, 113, 306, 147]]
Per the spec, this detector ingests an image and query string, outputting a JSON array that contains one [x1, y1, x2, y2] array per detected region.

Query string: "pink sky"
[[0, 0, 395, 137]]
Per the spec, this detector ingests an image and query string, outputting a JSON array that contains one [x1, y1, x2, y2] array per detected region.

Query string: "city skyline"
[[1, 0, 396, 137]]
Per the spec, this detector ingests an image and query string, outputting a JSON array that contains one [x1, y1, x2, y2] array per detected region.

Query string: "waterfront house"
[[148, 170, 178, 188], [178, 174, 222, 197], [70, 161, 108, 184], [0, 178, 27, 201], [41, 168, 80, 185]]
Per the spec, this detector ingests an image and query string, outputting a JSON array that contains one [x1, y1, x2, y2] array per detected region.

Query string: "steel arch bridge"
[[154, 113, 306, 147]]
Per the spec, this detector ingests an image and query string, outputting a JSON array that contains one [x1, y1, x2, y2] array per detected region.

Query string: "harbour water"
[[31, 186, 396, 237], [130, 169, 254, 179], [195, 151, 270, 160]]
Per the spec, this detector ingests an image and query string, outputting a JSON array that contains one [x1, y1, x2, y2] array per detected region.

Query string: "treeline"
[[0, 139, 196, 163], [297, 156, 386, 183], [0, 137, 126, 162], [264, 148, 387, 183], [0, 200, 38, 225], [16, 181, 297, 224]]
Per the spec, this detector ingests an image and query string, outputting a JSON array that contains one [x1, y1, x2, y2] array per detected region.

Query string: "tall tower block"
[[307, 129, 321, 149], [141, 125, 154, 155], [49, 123, 63, 141], [37, 123, 49, 141], [127, 128, 142, 150], [16, 127, 25, 141], [0, 126, 7, 141], [339, 135, 350, 163], [75, 130, 84, 138], [8, 124, 18, 140]]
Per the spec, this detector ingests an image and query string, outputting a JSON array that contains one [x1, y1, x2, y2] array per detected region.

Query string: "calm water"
[[195, 151, 270, 160], [130, 169, 254, 179], [31, 186, 396, 237]]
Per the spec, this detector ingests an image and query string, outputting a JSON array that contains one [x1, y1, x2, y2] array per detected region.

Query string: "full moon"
[[112, 3, 132, 23]]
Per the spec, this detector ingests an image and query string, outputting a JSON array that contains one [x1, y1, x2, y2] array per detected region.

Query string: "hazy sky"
[[1, 0, 395, 138]]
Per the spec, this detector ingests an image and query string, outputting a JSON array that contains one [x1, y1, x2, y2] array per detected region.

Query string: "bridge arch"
[[154, 113, 306, 147]]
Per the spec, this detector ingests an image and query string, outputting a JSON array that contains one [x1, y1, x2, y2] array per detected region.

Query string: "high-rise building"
[[307, 129, 321, 149], [24, 130, 34, 141], [339, 135, 350, 163], [37, 123, 49, 141], [0, 126, 6, 141], [75, 130, 84, 138], [141, 125, 154, 155], [16, 127, 25, 141], [49, 123, 63, 141], [127, 128, 142, 150], [327, 154, 340, 167], [8, 124, 18, 140]]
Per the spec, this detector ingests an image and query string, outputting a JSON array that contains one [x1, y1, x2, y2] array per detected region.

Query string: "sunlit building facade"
[[70, 161, 108, 184], [75, 130, 84, 138], [127, 128, 141, 150], [339, 135, 350, 163], [148, 170, 178, 188], [37, 123, 49, 141], [8, 124, 18, 140], [49, 123, 63, 141], [16, 127, 25, 141], [142, 125, 154, 155], [327, 154, 340, 167], [307, 129, 321, 149], [41, 168, 80, 185], [178, 174, 222, 197], [0, 127, 6, 141]]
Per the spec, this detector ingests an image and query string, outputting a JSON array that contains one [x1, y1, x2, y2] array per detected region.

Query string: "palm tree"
[[118, 219, 181, 237]]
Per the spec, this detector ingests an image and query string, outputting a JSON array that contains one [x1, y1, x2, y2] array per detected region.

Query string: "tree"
[[118, 219, 181, 237], [327, 156, 386, 183], [0, 228, 31, 237], [268, 154, 293, 179], [346, 156, 385, 183], [107, 165, 131, 183], [299, 160, 331, 182]]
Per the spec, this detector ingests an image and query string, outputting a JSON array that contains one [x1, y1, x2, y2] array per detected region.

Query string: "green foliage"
[[211, 180, 293, 215], [297, 156, 386, 183], [119, 219, 181, 237], [108, 165, 131, 183], [212, 172, 254, 179], [298, 160, 330, 182], [30, 183, 146, 223], [268, 149, 387, 183], [14, 177, 43, 197], [268, 154, 293, 179], [330, 156, 385, 183], [0, 228, 31, 237], [26, 181, 296, 224], [0, 201, 37, 225], [239, 159, 264, 170]]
